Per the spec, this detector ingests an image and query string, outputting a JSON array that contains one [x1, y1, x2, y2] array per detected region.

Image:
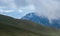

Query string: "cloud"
[[17, 4, 35, 18], [0, 0, 35, 13], [0, 0, 35, 19], [0, 6, 16, 13], [14, 0, 31, 7], [21, 5, 35, 12], [0, 0, 60, 24], [0, 0, 60, 19], [0, 0, 17, 9], [31, 0, 60, 20], [4, 10, 14, 12]]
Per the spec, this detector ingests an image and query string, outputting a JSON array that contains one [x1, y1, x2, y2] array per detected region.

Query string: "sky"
[[32, 0, 60, 23], [0, 0, 60, 21], [33, 0, 60, 19], [0, 0, 35, 18]]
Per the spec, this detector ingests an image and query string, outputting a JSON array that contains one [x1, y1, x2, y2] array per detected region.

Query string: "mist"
[[0, 0, 60, 21], [31, 0, 60, 20]]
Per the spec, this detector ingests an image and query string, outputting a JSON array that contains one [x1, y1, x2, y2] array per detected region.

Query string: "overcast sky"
[[0, 0, 60, 21], [0, 0, 35, 18], [33, 0, 60, 19]]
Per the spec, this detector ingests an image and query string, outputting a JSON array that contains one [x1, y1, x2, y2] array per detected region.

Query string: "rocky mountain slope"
[[22, 13, 60, 28], [0, 14, 60, 36]]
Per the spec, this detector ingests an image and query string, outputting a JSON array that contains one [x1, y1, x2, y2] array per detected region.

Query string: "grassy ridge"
[[0, 14, 60, 36]]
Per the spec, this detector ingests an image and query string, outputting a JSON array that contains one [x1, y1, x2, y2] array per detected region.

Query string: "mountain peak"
[[0, 14, 59, 36], [22, 13, 60, 29]]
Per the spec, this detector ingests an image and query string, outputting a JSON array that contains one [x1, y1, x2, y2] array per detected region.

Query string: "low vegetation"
[[0, 14, 60, 36]]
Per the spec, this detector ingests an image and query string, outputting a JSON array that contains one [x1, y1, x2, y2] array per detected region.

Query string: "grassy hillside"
[[0, 14, 60, 36]]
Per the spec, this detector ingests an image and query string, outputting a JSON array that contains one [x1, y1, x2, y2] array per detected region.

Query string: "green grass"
[[0, 14, 60, 36]]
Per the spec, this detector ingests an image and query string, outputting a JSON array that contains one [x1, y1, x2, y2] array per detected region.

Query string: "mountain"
[[0, 14, 60, 36], [50, 19, 60, 28], [22, 13, 60, 28], [22, 13, 49, 25]]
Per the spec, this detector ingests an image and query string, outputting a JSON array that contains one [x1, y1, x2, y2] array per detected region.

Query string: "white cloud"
[[0, 9, 14, 12], [0, 0, 35, 13], [1, 0, 60, 21], [18, 9, 23, 13], [0, 0, 35, 19], [0, 0, 17, 9], [0, 9, 4, 12], [31, 0, 60, 20], [17, 4, 35, 18], [0, 6, 6, 8], [19, 4, 35, 12], [4, 10, 14, 12]]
